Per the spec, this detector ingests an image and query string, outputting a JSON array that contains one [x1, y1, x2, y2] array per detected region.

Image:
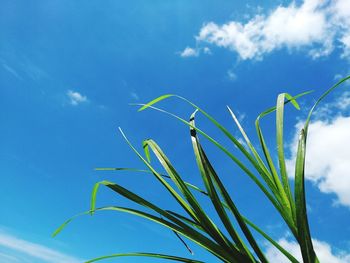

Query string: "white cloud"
[[130, 91, 140, 100], [179, 46, 211, 57], [266, 238, 350, 263], [340, 35, 350, 58], [1, 61, 22, 80], [21, 59, 48, 81], [179, 47, 199, 57], [203, 47, 212, 54], [67, 90, 88, 106], [0, 231, 83, 263], [0, 252, 20, 263], [227, 69, 237, 81], [287, 92, 350, 207], [335, 92, 350, 110], [191, 0, 350, 60], [1, 56, 48, 82]]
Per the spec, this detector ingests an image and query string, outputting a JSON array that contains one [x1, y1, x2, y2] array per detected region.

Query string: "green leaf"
[[143, 140, 151, 162], [304, 75, 350, 132], [294, 129, 316, 263], [295, 75, 350, 263], [256, 107, 293, 223], [90, 182, 100, 215], [117, 128, 199, 222], [85, 252, 204, 263], [190, 111, 266, 263], [91, 181, 238, 263], [95, 167, 150, 172], [253, 91, 312, 236], [172, 230, 194, 255], [243, 217, 300, 263], [226, 105, 272, 182], [145, 139, 245, 260], [53, 205, 229, 261], [276, 93, 296, 224], [95, 167, 209, 195], [135, 103, 279, 217], [52, 211, 90, 237], [138, 94, 174, 112]]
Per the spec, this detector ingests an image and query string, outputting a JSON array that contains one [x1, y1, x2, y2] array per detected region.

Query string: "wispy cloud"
[[67, 90, 88, 106], [1, 61, 22, 80], [287, 91, 350, 208], [187, 0, 350, 61], [266, 237, 350, 263], [178, 46, 212, 58], [0, 252, 20, 263], [227, 69, 237, 81], [203, 47, 212, 55], [1, 52, 48, 82], [130, 91, 140, 101], [0, 231, 83, 263], [20, 59, 48, 81], [179, 47, 199, 57]]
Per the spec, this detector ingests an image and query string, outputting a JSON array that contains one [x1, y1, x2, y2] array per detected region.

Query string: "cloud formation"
[[227, 69, 237, 81], [266, 238, 350, 263], [1, 61, 22, 80], [287, 92, 350, 208], [0, 231, 82, 263], [179, 46, 211, 57], [179, 47, 199, 57], [130, 91, 140, 101], [67, 90, 88, 106], [189, 0, 350, 60]]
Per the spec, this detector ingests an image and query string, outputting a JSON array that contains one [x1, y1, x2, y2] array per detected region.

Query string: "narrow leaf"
[[138, 94, 174, 112], [243, 217, 300, 263], [85, 252, 204, 263], [294, 129, 316, 263]]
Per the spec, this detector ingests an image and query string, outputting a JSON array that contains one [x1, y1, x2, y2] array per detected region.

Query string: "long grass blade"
[[256, 109, 292, 217], [172, 230, 194, 255], [52, 211, 90, 237], [243, 217, 300, 263], [144, 139, 246, 260], [276, 93, 297, 224], [135, 104, 280, 216], [138, 96, 274, 199], [135, 92, 311, 235], [166, 210, 204, 230], [226, 106, 272, 183], [304, 76, 350, 132], [95, 167, 209, 195], [85, 252, 204, 263], [91, 183, 236, 263], [138, 94, 174, 112], [253, 92, 311, 237], [144, 104, 299, 236], [294, 129, 316, 263], [294, 76, 350, 262], [190, 112, 267, 263], [138, 91, 310, 200], [143, 140, 152, 162], [54, 205, 228, 262], [118, 128, 199, 222]]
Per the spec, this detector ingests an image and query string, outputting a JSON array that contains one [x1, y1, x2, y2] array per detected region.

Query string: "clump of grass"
[[54, 76, 349, 263]]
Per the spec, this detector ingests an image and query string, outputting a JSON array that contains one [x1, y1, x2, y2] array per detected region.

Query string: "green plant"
[[54, 76, 350, 263]]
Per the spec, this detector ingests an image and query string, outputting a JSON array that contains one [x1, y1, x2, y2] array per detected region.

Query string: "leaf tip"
[[138, 94, 174, 112]]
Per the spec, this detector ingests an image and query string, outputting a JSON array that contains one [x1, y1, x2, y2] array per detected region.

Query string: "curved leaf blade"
[[138, 94, 174, 112], [85, 252, 204, 263]]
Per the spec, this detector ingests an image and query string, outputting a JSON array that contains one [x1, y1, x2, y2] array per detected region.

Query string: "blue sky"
[[1, 0, 350, 262]]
